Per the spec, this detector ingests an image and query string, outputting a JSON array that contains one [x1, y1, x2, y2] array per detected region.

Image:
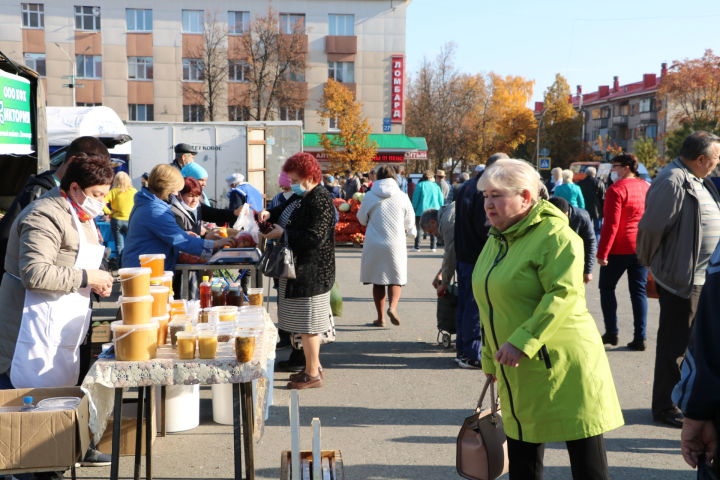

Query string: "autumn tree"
[[633, 136, 662, 176], [539, 74, 583, 168], [232, 9, 307, 120], [182, 13, 227, 121], [317, 79, 377, 173]]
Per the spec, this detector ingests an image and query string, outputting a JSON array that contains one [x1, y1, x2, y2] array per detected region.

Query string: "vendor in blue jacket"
[[122, 164, 233, 270], [226, 173, 265, 212]]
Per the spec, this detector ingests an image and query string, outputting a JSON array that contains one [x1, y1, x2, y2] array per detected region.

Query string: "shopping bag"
[[330, 281, 343, 317], [456, 377, 509, 480], [647, 271, 659, 299], [232, 204, 260, 244]]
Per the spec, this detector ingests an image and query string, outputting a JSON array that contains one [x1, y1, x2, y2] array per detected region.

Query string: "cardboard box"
[[97, 397, 157, 456], [0, 387, 90, 474], [90, 321, 112, 343]]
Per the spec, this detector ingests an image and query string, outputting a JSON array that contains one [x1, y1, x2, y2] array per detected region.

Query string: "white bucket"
[[211, 384, 234, 425], [165, 384, 200, 432]]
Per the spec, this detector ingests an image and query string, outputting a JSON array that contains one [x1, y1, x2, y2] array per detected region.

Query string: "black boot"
[[277, 348, 305, 372]]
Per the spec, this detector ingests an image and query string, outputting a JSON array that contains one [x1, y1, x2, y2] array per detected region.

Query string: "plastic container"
[[165, 385, 199, 432], [20, 396, 35, 411], [211, 284, 226, 306], [176, 331, 197, 359], [151, 271, 174, 291], [36, 397, 81, 411], [212, 305, 238, 322], [139, 253, 166, 277], [217, 323, 236, 343], [169, 299, 187, 312], [111, 321, 159, 361], [246, 288, 263, 306], [234, 332, 256, 363], [197, 331, 218, 359], [211, 384, 234, 424], [118, 267, 152, 297], [168, 318, 192, 347], [118, 295, 154, 325], [199, 276, 212, 309], [226, 283, 244, 306], [149, 286, 171, 317], [154, 314, 170, 345]]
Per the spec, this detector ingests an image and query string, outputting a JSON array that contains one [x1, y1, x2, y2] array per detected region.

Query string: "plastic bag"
[[232, 204, 260, 244], [330, 281, 343, 317]]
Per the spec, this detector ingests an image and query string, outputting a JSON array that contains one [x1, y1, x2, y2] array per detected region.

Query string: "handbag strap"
[[475, 376, 500, 414]]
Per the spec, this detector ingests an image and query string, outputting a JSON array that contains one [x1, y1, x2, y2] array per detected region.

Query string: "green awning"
[[304, 133, 426, 151]]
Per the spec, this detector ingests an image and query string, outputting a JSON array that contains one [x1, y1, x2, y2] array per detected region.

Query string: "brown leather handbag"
[[456, 377, 509, 480]]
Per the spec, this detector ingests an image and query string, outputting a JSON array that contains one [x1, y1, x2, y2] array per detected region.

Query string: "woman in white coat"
[[357, 165, 416, 326]]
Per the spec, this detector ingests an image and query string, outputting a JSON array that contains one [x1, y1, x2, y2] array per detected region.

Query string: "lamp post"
[[535, 109, 546, 170], [54, 42, 77, 106]]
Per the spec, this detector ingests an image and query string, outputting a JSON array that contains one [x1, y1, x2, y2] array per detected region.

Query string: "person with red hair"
[[259, 153, 335, 389]]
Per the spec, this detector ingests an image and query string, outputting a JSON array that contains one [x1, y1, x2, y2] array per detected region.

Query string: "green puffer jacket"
[[472, 200, 624, 443]]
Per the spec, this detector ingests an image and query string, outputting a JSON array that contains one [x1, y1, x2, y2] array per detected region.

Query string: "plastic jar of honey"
[[118, 267, 152, 297], [149, 286, 170, 317], [119, 295, 154, 325], [111, 321, 159, 361], [211, 305, 238, 322], [139, 253, 166, 277], [154, 314, 170, 345], [197, 331, 218, 359], [176, 332, 197, 360]]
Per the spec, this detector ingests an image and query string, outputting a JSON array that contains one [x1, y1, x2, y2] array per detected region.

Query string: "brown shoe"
[[287, 372, 323, 390], [387, 308, 400, 325], [290, 367, 324, 382]]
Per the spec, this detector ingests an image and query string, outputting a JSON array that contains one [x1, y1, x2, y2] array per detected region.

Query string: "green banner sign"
[[0, 69, 32, 154]]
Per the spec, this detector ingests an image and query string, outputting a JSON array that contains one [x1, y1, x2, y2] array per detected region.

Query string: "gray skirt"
[[277, 278, 332, 334]]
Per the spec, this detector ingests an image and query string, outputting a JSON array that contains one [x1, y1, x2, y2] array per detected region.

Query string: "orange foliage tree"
[[317, 79, 377, 173], [539, 74, 583, 168], [659, 49, 720, 126]]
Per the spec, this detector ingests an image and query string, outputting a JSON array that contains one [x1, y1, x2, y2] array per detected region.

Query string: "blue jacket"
[[554, 183, 585, 209], [674, 249, 720, 420], [228, 184, 264, 212], [454, 173, 490, 264], [122, 187, 206, 270], [411, 180, 444, 216]]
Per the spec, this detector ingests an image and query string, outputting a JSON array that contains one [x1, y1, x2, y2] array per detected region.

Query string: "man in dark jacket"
[[170, 143, 197, 170], [548, 197, 596, 283], [452, 152, 508, 368], [577, 166, 605, 242]]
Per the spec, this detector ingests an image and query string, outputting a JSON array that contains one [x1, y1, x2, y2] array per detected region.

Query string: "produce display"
[[333, 198, 366, 244]]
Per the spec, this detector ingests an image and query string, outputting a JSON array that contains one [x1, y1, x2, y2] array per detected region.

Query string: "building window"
[[126, 8, 152, 32], [285, 68, 305, 82], [21, 3, 44, 28], [228, 11, 249, 34], [645, 125, 658, 139], [75, 6, 101, 31], [129, 104, 154, 121], [328, 14, 354, 35], [228, 60, 250, 82], [328, 61, 354, 83], [128, 57, 153, 80], [76, 55, 102, 78], [228, 105, 251, 121], [639, 98, 656, 113], [328, 117, 339, 130], [24, 53, 46, 76], [182, 10, 203, 33], [280, 107, 304, 123], [182, 58, 204, 81], [183, 105, 205, 122], [279, 13, 305, 34], [76, 102, 101, 107]]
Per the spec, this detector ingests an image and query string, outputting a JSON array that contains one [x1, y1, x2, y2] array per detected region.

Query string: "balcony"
[[595, 118, 609, 128], [612, 115, 628, 125], [638, 111, 657, 122], [325, 36, 357, 55]]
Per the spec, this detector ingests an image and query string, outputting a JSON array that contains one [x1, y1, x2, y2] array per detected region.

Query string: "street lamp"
[[54, 42, 78, 106], [535, 109, 546, 170]]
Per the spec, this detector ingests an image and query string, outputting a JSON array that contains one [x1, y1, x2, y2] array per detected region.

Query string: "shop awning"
[[304, 133, 428, 164]]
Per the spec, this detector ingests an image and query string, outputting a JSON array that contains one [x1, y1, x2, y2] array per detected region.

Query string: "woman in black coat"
[[259, 153, 336, 390]]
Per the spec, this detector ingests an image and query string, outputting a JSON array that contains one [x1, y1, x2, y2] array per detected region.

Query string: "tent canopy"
[[46, 106, 131, 154]]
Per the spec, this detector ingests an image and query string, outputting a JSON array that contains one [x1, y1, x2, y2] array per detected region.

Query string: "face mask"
[[290, 183, 306, 196], [79, 191, 105, 218], [610, 172, 620, 183]]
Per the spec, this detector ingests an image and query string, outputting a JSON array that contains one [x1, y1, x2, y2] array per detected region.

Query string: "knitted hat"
[[181, 162, 208, 180]]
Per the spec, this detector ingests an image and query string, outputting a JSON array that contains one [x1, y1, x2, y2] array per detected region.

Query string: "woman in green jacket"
[[473, 159, 623, 479]]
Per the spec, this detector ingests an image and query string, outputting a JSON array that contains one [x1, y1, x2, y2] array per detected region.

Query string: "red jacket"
[[597, 177, 650, 259]]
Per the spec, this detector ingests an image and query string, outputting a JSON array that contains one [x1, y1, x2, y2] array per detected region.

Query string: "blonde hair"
[[477, 159, 541, 202], [148, 164, 184, 200], [561, 169, 574, 183], [112, 171, 132, 192]]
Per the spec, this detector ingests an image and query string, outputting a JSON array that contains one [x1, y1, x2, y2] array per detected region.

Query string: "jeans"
[[507, 434, 609, 479], [0, 372, 13, 389], [652, 284, 702, 414], [414, 216, 436, 249], [592, 217, 602, 244], [455, 261, 481, 361], [599, 254, 648, 340], [111, 218, 129, 257]]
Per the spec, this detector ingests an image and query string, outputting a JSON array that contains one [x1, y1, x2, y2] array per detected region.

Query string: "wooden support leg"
[[145, 386, 153, 480], [133, 387, 145, 480], [232, 383, 243, 480], [110, 388, 123, 480], [240, 382, 255, 480]]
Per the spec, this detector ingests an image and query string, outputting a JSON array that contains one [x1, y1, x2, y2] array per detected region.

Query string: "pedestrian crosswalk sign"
[[539, 157, 551, 170]]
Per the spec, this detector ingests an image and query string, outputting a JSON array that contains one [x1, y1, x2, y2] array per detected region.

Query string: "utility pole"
[[535, 109, 546, 170], [54, 42, 81, 106]]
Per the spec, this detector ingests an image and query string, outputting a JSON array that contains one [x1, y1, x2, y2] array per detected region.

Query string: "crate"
[[280, 450, 344, 480]]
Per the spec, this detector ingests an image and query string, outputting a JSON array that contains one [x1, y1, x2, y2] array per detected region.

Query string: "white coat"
[[357, 178, 416, 285]]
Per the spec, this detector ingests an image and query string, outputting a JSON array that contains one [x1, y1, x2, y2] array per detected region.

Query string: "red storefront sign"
[[311, 151, 408, 164], [391, 55, 404, 124]]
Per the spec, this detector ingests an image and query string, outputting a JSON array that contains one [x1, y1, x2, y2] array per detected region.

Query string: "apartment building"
[[0, 1, 410, 135]]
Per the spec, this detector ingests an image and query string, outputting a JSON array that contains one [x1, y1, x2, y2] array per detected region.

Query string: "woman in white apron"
[[0, 157, 115, 389]]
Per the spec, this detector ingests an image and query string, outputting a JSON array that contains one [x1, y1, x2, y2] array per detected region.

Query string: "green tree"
[[632, 137, 661, 176], [664, 120, 720, 159]]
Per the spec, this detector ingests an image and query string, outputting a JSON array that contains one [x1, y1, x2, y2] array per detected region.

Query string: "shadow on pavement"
[[265, 405, 470, 428]]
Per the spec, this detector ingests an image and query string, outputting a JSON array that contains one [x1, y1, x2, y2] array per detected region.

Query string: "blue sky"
[[406, 0, 720, 103]]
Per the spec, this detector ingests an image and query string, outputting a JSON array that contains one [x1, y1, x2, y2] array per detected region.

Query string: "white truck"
[[125, 121, 303, 208]]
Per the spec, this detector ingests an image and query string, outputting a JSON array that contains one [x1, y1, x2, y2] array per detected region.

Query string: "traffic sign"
[[383, 124, 391, 132], [539, 157, 551, 170], [540, 148, 550, 157]]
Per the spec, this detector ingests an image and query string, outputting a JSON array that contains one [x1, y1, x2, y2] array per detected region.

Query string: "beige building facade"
[[0, 0, 410, 134]]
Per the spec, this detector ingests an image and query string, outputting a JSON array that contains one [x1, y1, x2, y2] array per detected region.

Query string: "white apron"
[[11, 202, 105, 388]]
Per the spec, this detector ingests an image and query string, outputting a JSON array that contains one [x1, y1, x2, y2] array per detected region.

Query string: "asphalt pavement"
[[78, 244, 694, 479]]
